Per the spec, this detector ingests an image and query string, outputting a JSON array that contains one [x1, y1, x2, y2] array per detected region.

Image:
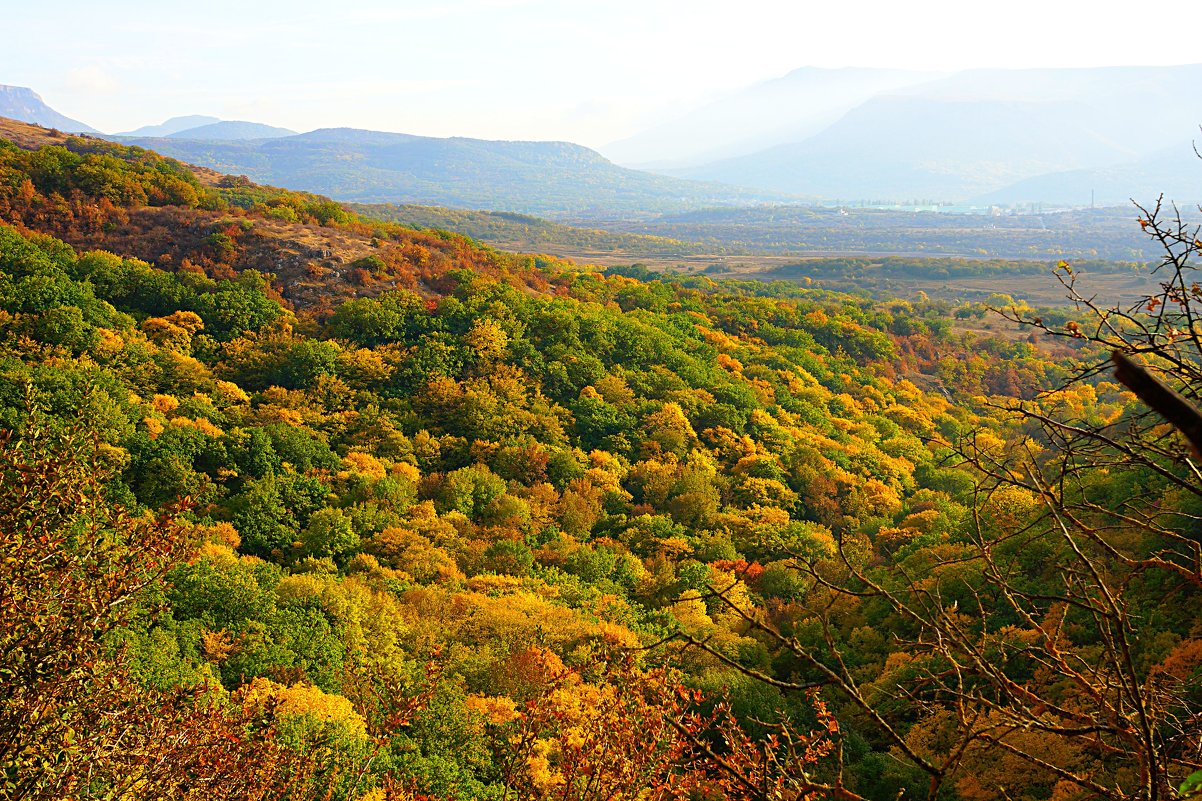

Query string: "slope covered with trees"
[[2, 118, 1200, 800], [350, 202, 726, 258], [112, 126, 791, 217]]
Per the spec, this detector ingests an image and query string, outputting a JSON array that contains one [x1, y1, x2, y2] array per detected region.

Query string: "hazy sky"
[[5, 0, 1198, 146]]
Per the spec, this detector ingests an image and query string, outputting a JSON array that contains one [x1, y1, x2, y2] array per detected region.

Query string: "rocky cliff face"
[[0, 85, 98, 133]]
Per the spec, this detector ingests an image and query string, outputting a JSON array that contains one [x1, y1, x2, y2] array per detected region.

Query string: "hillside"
[[0, 115, 87, 149], [350, 202, 731, 258], [0, 116, 556, 311], [3, 115, 1201, 801], [113, 126, 794, 217], [0, 116, 985, 797], [0, 84, 98, 133]]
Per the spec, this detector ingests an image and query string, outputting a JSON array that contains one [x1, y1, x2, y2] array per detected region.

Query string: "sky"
[[4, 0, 1200, 147]]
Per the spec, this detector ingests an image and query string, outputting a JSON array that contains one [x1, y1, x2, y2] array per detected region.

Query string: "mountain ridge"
[[601, 66, 941, 169], [661, 63, 1202, 204], [115, 126, 799, 217], [116, 115, 222, 137], [162, 120, 297, 140]]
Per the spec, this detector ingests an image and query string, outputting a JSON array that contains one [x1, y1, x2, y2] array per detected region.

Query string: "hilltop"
[[0, 116, 554, 311]]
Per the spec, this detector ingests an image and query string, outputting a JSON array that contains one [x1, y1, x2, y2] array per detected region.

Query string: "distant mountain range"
[[5, 65, 1202, 213], [646, 65, 1202, 206], [602, 67, 941, 169], [0, 88, 779, 215], [116, 115, 222, 137], [0, 95, 299, 142], [116, 117, 296, 140], [972, 140, 1202, 207], [163, 120, 297, 140], [113, 128, 793, 216], [0, 85, 97, 134]]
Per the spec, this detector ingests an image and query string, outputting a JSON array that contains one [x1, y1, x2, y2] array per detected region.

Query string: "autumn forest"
[[2, 112, 1202, 801]]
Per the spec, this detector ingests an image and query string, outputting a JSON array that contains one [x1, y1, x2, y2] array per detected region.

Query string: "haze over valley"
[[638, 65, 1202, 206]]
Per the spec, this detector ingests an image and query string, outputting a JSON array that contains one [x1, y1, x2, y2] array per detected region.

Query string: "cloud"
[[65, 65, 119, 95]]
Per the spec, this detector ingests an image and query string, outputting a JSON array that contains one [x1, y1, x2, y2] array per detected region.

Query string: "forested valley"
[[3, 121, 1202, 801]]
